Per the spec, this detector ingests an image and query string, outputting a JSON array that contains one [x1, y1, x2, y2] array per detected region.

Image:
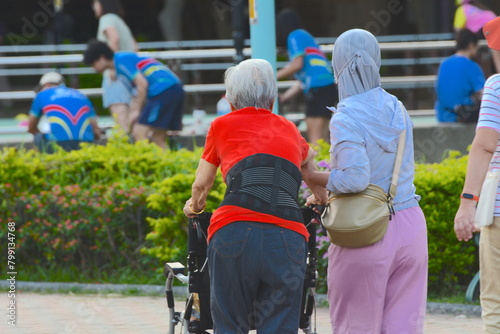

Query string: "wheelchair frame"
[[164, 208, 320, 334]]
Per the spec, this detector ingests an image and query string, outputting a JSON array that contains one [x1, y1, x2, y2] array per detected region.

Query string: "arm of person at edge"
[[103, 26, 121, 52], [129, 73, 148, 131], [27, 115, 41, 135], [183, 159, 218, 218], [104, 26, 140, 53], [454, 128, 499, 241]]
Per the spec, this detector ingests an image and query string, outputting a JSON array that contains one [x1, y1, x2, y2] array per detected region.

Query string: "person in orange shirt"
[[183, 58, 326, 333]]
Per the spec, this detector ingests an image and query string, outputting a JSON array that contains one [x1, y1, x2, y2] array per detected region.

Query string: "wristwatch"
[[461, 193, 480, 202]]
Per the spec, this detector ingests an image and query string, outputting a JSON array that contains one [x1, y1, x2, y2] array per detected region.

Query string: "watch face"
[[463, 193, 473, 199]]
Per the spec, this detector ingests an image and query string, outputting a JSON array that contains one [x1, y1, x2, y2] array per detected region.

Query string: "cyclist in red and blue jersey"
[[28, 72, 101, 153], [83, 40, 184, 149], [277, 8, 338, 144]]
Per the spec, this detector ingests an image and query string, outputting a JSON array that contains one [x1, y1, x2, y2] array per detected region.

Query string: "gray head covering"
[[332, 29, 381, 101]]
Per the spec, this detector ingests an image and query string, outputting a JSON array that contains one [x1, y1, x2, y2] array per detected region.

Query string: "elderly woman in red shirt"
[[183, 58, 326, 334]]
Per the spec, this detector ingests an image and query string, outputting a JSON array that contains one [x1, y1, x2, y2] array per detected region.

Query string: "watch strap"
[[461, 193, 479, 202]]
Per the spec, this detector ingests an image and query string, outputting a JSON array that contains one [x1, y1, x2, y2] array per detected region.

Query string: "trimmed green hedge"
[[0, 138, 478, 294], [414, 151, 478, 293], [0, 135, 205, 276]]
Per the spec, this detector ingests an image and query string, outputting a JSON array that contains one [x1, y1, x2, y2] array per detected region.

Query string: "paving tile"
[[1, 293, 483, 333]]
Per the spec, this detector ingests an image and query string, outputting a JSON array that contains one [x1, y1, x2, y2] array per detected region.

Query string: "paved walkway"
[[1, 292, 483, 333]]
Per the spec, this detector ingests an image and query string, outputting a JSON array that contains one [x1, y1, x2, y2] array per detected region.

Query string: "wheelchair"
[[164, 207, 321, 334]]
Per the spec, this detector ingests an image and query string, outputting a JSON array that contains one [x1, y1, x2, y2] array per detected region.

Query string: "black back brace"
[[220, 153, 303, 223]]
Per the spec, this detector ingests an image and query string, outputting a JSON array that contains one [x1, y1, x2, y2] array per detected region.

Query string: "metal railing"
[[0, 75, 437, 102], [0, 32, 474, 129], [0, 36, 456, 102], [0, 33, 456, 54], [1, 38, 476, 67]]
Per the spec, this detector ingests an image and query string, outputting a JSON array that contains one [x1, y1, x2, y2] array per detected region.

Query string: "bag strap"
[[388, 102, 407, 199]]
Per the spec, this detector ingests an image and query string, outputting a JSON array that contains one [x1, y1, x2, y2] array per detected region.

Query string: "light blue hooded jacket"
[[327, 29, 420, 212]]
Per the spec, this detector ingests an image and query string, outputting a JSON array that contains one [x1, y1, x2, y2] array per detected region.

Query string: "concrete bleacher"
[[0, 33, 481, 161], [0, 33, 466, 116], [2, 112, 475, 164]]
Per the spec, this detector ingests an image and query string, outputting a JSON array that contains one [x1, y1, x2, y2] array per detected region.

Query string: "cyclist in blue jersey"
[[83, 40, 184, 149], [28, 72, 101, 153], [276, 8, 338, 144]]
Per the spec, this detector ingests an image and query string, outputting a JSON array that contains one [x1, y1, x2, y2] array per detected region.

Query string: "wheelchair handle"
[[192, 217, 204, 242]]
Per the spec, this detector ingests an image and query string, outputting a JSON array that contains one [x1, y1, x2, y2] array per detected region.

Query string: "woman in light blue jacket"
[[307, 29, 428, 333]]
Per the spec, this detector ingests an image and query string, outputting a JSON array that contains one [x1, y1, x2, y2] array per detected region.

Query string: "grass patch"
[[428, 290, 480, 305], [17, 264, 165, 286]]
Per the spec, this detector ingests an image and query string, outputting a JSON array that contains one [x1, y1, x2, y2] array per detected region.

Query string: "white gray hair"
[[224, 59, 277, 110]]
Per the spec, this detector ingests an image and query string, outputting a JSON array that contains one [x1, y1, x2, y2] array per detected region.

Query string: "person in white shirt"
[[92, 0, 138, 134], [455, 16, 500, 333]]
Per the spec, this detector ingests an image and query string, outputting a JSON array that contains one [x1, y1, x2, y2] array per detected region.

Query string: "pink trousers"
[[327, 206, 428, 334]]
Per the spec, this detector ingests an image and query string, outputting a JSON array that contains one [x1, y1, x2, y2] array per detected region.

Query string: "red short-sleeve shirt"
[[202, 107, 311, 241]]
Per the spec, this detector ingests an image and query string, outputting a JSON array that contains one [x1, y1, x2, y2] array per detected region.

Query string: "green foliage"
[[0, 135, 479, 295], [16, 263, 164, 286], [0, 134, 183, 193], [7, 183, 157, 270], [0, 136, 206, 278], [143, 171, 226, 264], [312, 143, 479, 295], [414, 151, 478, 293]]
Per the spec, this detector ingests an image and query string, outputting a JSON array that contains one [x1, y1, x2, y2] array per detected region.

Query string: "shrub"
[[414, 151, 478, 293], [142, 172, 226, 265], [0, 137, 479, 295], [0, 136, 206, 277], [3, 183, 157, 270], [311, 143, 478, 295]]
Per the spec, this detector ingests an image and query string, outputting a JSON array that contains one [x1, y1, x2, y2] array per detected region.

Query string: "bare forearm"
[[301, 151, 329, 204], [104, 27, 120, 52], [277, 66, 296, 80], [461, 129, 499, 196], [303, 170, 329, 187], [280, 81, 302, 103], [304, 179, 328, 204], [28, 126, 40, 135], [462, 145, 493, 197], [28, 115, 40, 135], [454, 128, 498, 241], [277, 56, 303, 80], [302, 170, 330, 206], [185, 159, 218, 216], [191, 182, 211, 211]]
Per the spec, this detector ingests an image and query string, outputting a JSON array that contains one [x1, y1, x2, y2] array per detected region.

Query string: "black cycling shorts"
[[305, 83, 338, 118]]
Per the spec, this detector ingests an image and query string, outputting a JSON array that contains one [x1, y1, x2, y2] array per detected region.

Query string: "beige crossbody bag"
[[321, 103, 407, 248]]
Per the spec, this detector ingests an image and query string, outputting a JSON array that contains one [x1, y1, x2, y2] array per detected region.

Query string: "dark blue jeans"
[[207, 221, 307, 334]]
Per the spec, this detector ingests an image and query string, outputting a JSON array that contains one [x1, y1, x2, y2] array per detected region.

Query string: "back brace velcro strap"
[[220, 153, 303, 223]]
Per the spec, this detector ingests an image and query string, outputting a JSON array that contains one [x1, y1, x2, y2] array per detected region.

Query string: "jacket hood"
[[334, 87, 406, 152]]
